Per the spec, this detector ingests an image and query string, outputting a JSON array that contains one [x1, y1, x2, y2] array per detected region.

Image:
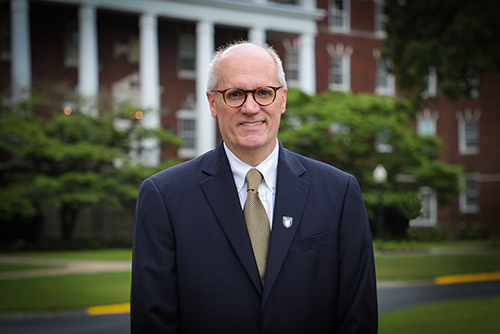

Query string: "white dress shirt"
[[224, 142, 279, 229]]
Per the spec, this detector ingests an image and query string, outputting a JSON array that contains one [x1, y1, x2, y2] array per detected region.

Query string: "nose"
[[240, 92, 260, 114]]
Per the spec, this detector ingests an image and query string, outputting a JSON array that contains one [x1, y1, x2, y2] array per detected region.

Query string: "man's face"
[[207, 45, 287, 164]]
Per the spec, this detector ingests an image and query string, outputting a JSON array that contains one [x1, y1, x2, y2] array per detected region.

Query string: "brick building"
[[1, 0, 498, 240]]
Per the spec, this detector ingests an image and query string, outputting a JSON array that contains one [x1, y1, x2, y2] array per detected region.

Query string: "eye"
[[256, 87, 272, 97], [226, 89, 244, 99]]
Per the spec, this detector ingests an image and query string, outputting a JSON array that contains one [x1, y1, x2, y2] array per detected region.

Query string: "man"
[[131, 42, 378, 333]]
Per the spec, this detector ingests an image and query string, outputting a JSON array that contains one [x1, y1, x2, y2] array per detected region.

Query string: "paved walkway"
[[0, 256, 131, 280]]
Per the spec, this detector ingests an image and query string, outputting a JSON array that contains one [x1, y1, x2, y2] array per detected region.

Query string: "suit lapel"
[[262, 146, 310, 305], [200, 144, 263, 293]]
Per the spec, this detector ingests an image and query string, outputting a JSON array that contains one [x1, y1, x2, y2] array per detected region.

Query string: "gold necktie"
[[244, 168, 270, 286]]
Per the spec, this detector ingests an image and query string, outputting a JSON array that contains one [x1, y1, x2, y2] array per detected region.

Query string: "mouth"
[[241, 121, 264, 127]]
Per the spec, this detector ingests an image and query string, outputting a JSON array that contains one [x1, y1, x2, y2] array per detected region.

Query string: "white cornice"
[[41, 0, 325, 33]]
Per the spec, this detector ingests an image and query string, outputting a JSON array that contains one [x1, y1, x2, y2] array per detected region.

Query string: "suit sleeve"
[[130, 177, 179, 334], [336, 175, 378, 333]]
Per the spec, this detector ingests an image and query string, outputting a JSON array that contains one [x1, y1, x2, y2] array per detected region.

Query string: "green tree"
[[279, 89, 461, 238], [0, 95, 182, 244], [383, 0, 500, 100]]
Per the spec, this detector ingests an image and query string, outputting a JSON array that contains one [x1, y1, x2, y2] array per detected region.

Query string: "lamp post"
[[373, 164, 387, 240]]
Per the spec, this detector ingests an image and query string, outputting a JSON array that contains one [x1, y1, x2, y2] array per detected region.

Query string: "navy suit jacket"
[[131, 142, 378, 333]]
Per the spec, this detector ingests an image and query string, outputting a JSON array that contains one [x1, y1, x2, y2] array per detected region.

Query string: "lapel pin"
[[282, 216, 293, 229]]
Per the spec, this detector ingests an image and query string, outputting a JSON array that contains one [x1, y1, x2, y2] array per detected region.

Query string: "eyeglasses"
[[213, 86, 283, 108]]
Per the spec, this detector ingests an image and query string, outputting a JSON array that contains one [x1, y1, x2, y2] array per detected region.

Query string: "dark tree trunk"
[[60, 205, 78, 242]]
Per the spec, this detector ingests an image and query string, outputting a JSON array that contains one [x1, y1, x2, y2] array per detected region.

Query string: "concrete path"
[[0, 256, 131, 280]]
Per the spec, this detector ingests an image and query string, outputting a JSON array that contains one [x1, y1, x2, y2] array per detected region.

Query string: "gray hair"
[[206, 41, 287, 91]]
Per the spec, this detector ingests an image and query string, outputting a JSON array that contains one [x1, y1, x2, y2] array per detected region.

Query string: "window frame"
[[374, 0, 388, 37], [375, 57, 395, 96], [177, 108, 197, 158], [460, 175, 480, 214], [329, 0, 351, 33], [178, 34, 196, 80], [327, 43, 352, 92], [457, 109, 481, 155]]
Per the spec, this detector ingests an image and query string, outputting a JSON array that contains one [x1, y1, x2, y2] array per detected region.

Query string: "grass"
[[375, 253, 500, 280], [0, 244, 499, 313], [380, 296, 500, 334], [0, 272, 131, 312]]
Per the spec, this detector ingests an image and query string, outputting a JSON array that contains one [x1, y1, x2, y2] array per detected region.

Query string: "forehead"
[[216, 45, 278, 88]]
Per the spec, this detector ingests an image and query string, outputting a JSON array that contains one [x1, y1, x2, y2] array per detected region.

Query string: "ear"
[[206, 91, 218, 118], [280, 88, 288, 114]]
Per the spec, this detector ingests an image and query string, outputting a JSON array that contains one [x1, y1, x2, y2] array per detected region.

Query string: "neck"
[[226, 140, 278, 167]]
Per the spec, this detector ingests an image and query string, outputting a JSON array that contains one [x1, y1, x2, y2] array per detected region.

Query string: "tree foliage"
[[0, 95, 182, 244], [383, 0, 500, 100], [279, 89, 461, 237]]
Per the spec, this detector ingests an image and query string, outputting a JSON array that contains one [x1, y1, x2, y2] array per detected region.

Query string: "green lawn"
[[380, 296, 500, 334], [0, 245, 499, 313], [375, 253, 500, 280], [0, 272, 131, 312]]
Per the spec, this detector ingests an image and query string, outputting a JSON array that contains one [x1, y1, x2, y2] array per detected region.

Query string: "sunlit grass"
[[0, 272, 131, 312], [375, 253, 500, 280], [380, 296, 500, 334]]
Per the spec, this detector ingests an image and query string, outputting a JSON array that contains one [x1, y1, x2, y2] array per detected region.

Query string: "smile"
[[242, 121, 264, 127]]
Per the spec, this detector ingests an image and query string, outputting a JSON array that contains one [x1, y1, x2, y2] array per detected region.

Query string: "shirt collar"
[[224, 141, 279, 193]]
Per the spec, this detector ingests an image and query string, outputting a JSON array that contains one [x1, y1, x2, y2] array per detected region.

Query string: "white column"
[[249, 26, 266, 46], [298, 32, 316, 95], [299, 0, 316, 10], [11, 0, 31, 105], [78, 4, 99, 115], [139, 12, 161, 166], [196, 20, 216, 156]]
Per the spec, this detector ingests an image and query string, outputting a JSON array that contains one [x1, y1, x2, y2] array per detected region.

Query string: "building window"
[[283, 39, 299, 88], [177, 95, 197, 158], [63, 19, 79, 68], [457, 108, 481, 155], [374, 0, 388, 37], [460, 176, 479, 213], [329, 0, 350, 32], [410, 186, 437, 227], [417, 109, 439, 136], [178, 34, 196, 80], [374, 54, 395, 96], [421, 68, 438, 99], [327, 43, 352, 92]]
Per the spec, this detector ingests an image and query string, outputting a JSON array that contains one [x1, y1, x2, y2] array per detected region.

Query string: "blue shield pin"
[[282, 216, 293, 229]]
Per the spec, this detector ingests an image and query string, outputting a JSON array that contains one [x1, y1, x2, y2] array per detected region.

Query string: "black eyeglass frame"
[[213, 86, 283, 108]]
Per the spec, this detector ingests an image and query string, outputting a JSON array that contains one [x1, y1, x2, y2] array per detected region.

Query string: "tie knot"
[[246, 168, 263, 192]]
